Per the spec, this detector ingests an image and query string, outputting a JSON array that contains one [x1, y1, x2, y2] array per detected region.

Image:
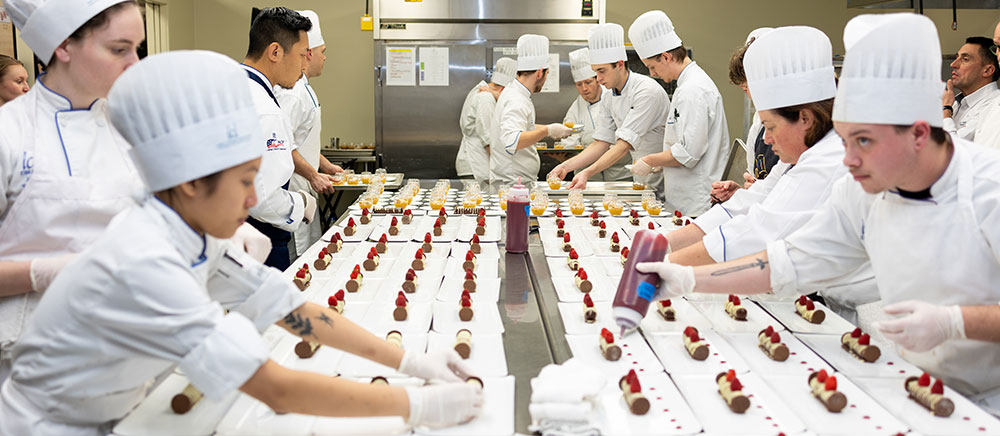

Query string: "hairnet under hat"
[[108, 51, 265, 191]]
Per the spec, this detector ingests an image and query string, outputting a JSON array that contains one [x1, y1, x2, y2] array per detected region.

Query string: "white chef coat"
[[973, 83, 1000, 149], [277, 73, 323, 253], [0, 197, 305, 435], [457, 81, 496, 182], [945, 82, 999, 142], [562, 91, 631, 182], [0, 79, 142, 382], [243, 65, 305, 232], [694, 130, 878, 313], [490, 79, 541, 188], [767, 139, 1000, 398], [591, 71, 670, 197], [662, 62, 731, 216]]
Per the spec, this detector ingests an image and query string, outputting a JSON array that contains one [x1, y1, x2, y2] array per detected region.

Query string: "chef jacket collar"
[[36, 72, 99, 111], [957, 82, 998, 109], [612, 69, 633, 97], [676, 61, 698, 89], [150, 196, 208, 267], [887, 144, 959, 203], [511, 77, 531, 98]]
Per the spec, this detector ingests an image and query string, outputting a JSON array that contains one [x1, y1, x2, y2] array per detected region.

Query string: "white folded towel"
[[529, 402, 592, 422], [530, 358, 606, 404]]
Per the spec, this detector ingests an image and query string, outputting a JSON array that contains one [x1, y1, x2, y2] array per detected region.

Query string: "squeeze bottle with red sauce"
[[505, 179, 530, 253], [612, 229, 669, 336]]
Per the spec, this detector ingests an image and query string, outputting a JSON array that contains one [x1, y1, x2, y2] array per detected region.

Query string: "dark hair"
[[772, 98, 835, 147], [157, 170, 224, 199], [728, 41, 753, 85], [0, 54, 23, 78], [516, 68, 547, 77], [646, 46, 687, 63], [892, 125, 951, 145], [964, 36, 1000, 82], [67, 1, 136, 42], [246, 7, 311, 60]]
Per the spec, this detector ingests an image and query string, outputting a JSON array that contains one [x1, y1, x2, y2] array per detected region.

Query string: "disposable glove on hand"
[[398, 349, 475, 383], [231, 223, 272, 263], [631, 157, 654, 176], [299, 190, 317, 224], [405, 382, 483, 428], [634, 261, 696, 298], [547, 123, 573, 140], [875, 300, 965, 352], [29, 253, 77, 292]]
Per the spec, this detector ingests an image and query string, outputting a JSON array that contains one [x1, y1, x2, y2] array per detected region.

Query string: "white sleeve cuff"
[[670, 142, 697, 168], [702, 227, 726, 263], [766, 239, 798, 297], [942, 117, 958, 136], [615, 128, 640, 148], [179, 312, 268, 401], [693, 204, 731, 234]]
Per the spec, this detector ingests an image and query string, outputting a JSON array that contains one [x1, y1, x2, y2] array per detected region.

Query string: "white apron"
[[864, 146, 1000, 400], [0, 97, 138, 378], [289, 102, 323, 254]]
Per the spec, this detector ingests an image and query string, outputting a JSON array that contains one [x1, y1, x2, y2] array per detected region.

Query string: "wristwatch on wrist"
[[943, 105, 954, 114]]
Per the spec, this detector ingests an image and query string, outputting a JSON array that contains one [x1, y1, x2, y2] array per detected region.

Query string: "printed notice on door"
[[419, 47, 449, 86], [386, 47, 416, 86]]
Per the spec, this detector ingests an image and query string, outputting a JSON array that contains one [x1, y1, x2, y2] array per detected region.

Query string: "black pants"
[[247, 216, 292, 270]]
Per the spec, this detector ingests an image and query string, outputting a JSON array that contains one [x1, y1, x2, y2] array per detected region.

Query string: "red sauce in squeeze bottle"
[[613, 229, 669, 337]]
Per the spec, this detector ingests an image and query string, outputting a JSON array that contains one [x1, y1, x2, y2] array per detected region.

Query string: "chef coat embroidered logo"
[[19, 151, 33, 177], [266, 133, 286, 151]]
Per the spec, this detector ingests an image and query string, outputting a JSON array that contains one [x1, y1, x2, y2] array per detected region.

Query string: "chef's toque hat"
[[833, 13, 944, 127], [107, 51, 264, 192], [569, 48, 597, 82], [517, 34, 550, 71], [492, 57, 517, 87], [587, 23, 627, 65], [745, 27, 774, 45], [6, 0, 130, 64], [744, 26, 837, 111], [628, 10, 683, 59], [299, 10, 324, 48]]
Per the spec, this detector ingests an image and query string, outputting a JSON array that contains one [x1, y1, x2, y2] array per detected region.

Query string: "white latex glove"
[[397, 349, 475, 383], [405, 382, 483, 428], [874, 300, 965, 352], [231, 222, 272, 263], [298, 190, 317, 224], [631, 157, 654, 176], [29, 253, 77, 293], [634, 261, 696, 298], [547, 123, 573, 140]]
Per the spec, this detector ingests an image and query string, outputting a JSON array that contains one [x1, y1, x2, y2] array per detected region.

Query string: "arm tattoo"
[[318, 312, 334, 327], [282, 312, 316, 338], [710, 258, 768, 277]]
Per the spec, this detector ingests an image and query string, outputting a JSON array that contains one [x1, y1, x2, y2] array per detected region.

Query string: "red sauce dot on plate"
[[876, 426, 882, 430], [670, 418, 676, 422], [863, 416, 870, 420], [713, 352, 719, 356], [801, 361, 808, 364], [748, 394, 755, 398], [887, 361, 894, 365], [676, 426, 682, 430], [757, 405, 762, 409], [964, 417, 971, 421], [649, 387, 656, 391], [639, 368, 645, 372], [772, 423, 779, 428], [850, 404, 857, 408], [807, 368, 814, 371], [622, 344, 629, 347], [765, 416, 772, 420], [633, 361, 638, 365], [720, 360, 727, 364], [663, 409, 669, 412], [790, 352, 797, 355], [899, 370, 906, 374], [657, 397, 663, 400], [627, 353, 632, 356], [980, 427, 987, 432]]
